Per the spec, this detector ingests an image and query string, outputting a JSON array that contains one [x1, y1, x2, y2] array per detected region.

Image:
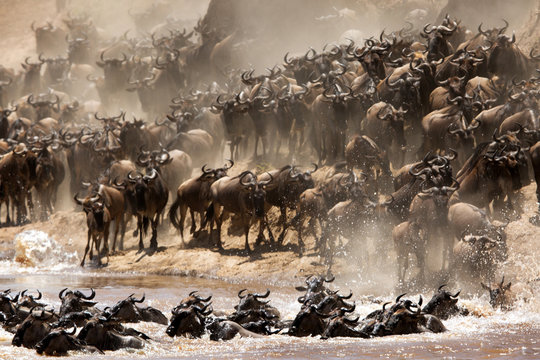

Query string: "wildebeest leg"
[[441, 232, 454, 272], [196, 210, 206, 236], [228, 140, 235, 162], [290, 212, 305, 253], [111, 216, 121, 253], [253, 135, 260, 159], [396, 250, 407, 286], [214, 206, 224, 250], [81, 229, 91, 267], [415, 232, 427, 284], [244, 215, 252, 253], [188, 208, 195, 235], [137, 215, 145, 250], [94, 234, 102, 266], [25, 190, 34, 222], [529, 186, 540, 225], [274, 135, 282, 158], [102, 224, 110, 265], [150, 213, 159, 249], [255, 218, 265, 246], [119, 213, 129, 251], [4, 196, 10, 225], [178, 204, 188, 243]]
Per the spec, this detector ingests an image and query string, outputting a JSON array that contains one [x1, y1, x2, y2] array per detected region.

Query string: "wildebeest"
[[481, 276, 515, 310], [205, 170, 273, 253], [169, 161, 233, 243], [115, 170, 168, 250]]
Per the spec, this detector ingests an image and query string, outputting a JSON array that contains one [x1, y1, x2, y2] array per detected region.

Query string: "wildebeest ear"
[[295, 286, 307, 292], [480, 282, 490, 291], [503, 282, 512, 291]]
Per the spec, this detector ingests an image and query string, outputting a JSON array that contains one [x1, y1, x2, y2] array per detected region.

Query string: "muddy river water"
[[0, 232, 538, 359]]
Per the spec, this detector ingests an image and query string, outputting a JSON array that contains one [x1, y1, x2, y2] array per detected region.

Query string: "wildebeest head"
[[373, 294, 424, 336], [166, 303, 212, 338], [481, 276, 513, 310], [123, 170, 159, 212], [12, 308, 55, 348], [17, 289, 46, 309], [419, 181, 459, 210], [27, 92, 60, 120], [175, 290, 212, 310], [422, 285, 461, 319], [288, 305, 330, 337], [107, 293, 167, 325], [239, 171, 273, 218], [235, 289, 271, 312], [35, 325, 89, 356], [421, 19, 458, 61], [354, 39, 390, 80], [322, 312, 368, 339], [315, 290, 354, 314], [78, 315, 148, 351], [58, 288, 96, 316], [40, 53, 70, 83], [107, 293, 145, 322], [0, 289, 18, 316]]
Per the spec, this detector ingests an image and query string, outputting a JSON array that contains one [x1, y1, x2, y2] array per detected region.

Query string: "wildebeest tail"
[[168, 195, 182, 230]]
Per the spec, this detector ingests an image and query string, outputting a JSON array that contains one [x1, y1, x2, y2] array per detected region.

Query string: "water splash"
[[0, 230, 79, 273]]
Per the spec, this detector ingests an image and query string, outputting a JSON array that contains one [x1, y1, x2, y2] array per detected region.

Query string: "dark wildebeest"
[[205, 170, 273, 253]]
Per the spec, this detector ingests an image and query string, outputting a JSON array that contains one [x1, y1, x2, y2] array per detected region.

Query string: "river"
[[0, 231, 538, 359]]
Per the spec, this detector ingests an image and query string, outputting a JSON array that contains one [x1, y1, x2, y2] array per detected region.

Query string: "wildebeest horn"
[[254, 289, 270, 298], [304, 47, 317, 61], [73, 193, 85, 205], [396, 293, 406, 302], [66, 324, 77, 335], [423, 24, 435, 34], [238, 289, 247, 298], [201, 164, 212, 174], [143, 169, 157, 181], [417, 295, 423, 307], [35, 289, 42, 300], [258, 172, 273, 186], [445, 148, 457, 161], [239, 171, 255, 186], [127, 170, 141, 182], [59, 288, 68, 299], [438, 284, 447, 292], [498, 19, 509, 35], [451, 290, 461, 298], [196, 294, 212, 302], [382, 302, 391, 311], [339, 290, 353, 299], [131, 293, 145, 303], [284, 52, 294, 65], [306, 163, 318, 175], [224, 159, 234, 170], [478, 23, 489, 36], [81, 288, 95, 300]]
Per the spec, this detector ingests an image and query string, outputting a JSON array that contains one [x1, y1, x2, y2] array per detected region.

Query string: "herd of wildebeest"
[[0, 273, 518, 356], [0, 2, 538, 354]]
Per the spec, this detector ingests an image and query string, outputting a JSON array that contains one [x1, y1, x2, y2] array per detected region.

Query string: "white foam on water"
[[0, 230, 79, 274]]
